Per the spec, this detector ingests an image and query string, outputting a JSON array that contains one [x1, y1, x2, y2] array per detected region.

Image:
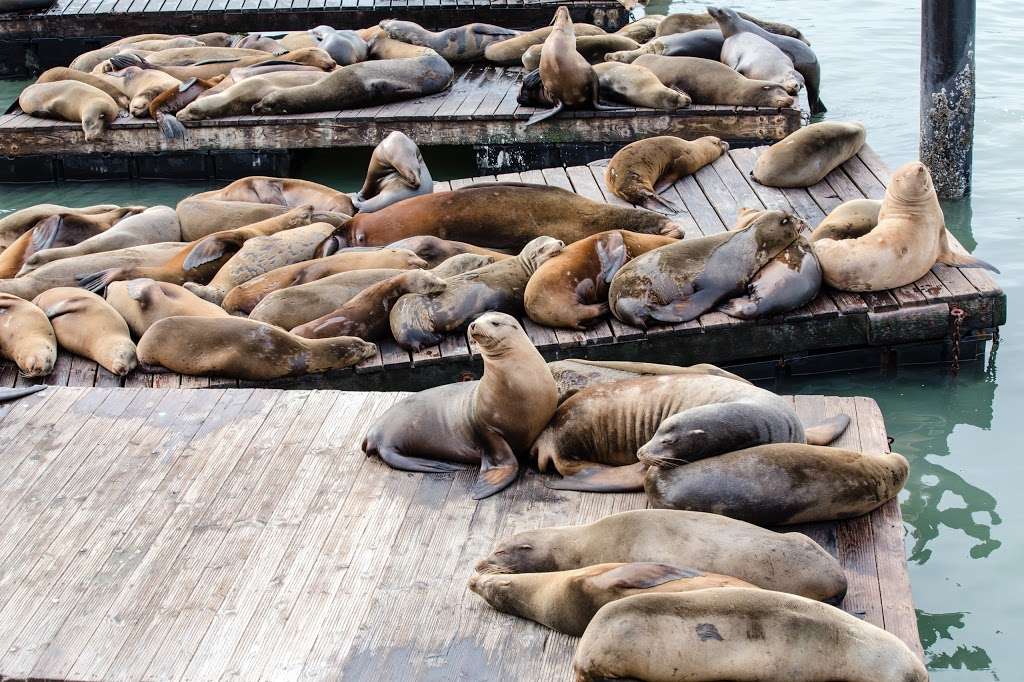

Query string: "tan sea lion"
[[34, 67, 130, 109], [18, 82, 120, 141], [174, 200, 290, 242], [469, 562, 756, 636], [752, 121, 867, 188], [147, 75, 225, 138], [106, 279, 229, 337], [604, 136, 729, 211], [292, 269, 448, 340], [475, 509, 847, 602], [184, 221, 337, 304], [547, 358, 749, 403], [384, 236, 510, 267], [604, 30, 724, 64], [32, 288, 137, 376], [614, 15, 665, 43], [220, 247, 429, 314], [325, 182, 682, 251], [196, 176, 354, 215], [363, 312, 557, 499], [0, 205, 132, 251], [722, 31, 804, 95], [520, 34, 640, 71], [524, 230, 676, 329], [482, 23, 606, 65], [352, 131, 433, 213], [175, 71, 328, 121], [633, 54, 795, 107], [136, 316, 376, 380], [231, 34, 287, 53], [0, 293, 57, 377], [101, 65, 183, 118], [590, 61, 691, 110], [103, 48, 335, 82], [378, 20, 519, 62], [811, 162, 998, 291], [68, 37, 203, 72], [644, 443, 909, 524], [810, 198, 882, 242], [656, 10, 809, 44], [576, 588, 928, 682], [389, 236, 564, 351]]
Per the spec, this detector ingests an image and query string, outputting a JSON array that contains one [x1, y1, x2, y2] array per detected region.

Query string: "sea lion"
[[632, 54, 795, 107], [68, 37, 202, 73], [752, 121, 867, 188], [722, 31, 804, 95], [0, 204, 137, 251], [309, 26, 368, 66], [385, 236, 510, 267], [34, 67, 131, 109], [547, 358, 749, 403], [656, 10, 809, 45], [614, 15, 665, 43], [389, 236, 564, 351], [106, 279, 229, 337], [251, 39, 453, 115], [249, 268, 405, 329], [531, 372, 814, 491], [605, 29, 724, 63], [18, 81, 120, 141], [363, 312, 557, 499], [232, 34, 287, 53], [378, 20, 518, 62], [810, 198, 882, 242], [19, 206, 181, 276], [575, 589, 928, 682], [708, 6, 824, 113], [644, 443, 910, 524], [468, 562, 756, 636], [326, 182, 682, 251], [811, 162, 998, 291], [590, 62, 691, 110], [77, 205, 315, 293], [719, 234, 821, 319], [292, 270, 448, 340], [147, 75, 224, 138], [475, 509, 847, 602], [181, 176, 354, 219], [184, 221, 337, 304], [220, 247, 429, 314], [175, 71, 328, 121], [604, 135, 729, 211], [482, 23, 606, 64], [136, 316, 376, 380], [0, 243, 185, 301], [524, 230, 676, 329], [352, 131, 433, 213], [103, 48, 335, 82], [124, 46, 288, 66], [0, 293, 57, 378], [32, 288, 137, 376], [520, 35, 640, 71], [609, 210, 801, 327], [101, 65, 182, 118]]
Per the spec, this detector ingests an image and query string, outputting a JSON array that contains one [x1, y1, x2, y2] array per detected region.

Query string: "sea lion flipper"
[[76, 267, 124, 294], [643, 190, 681, 214], [936, 232, 1000, 273], [472, 430, 519, 500], [803, 414, 851, 446], [524, 101, 564, 127], [28, 214, 64, 253], [545, 462, 645, 492], [589, 563, 700, 590], [648, 289, 718, 323], [717, 295, 758, 319], [0, 385, 47, 403], [596, 232, 628, 284], [183, 233, 246, 271], [157, 113, 187, 140], [376, 446, 471, 473]]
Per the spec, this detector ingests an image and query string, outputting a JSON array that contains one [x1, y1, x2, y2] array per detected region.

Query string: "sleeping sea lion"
[[546, 358, 749, 403], [0, 204, 128, 251], [632, 54, 795, 107], [106, 279, 229, 337], [520, 34, 640, 71], [0, 293, 57, 377], [752, 121, 867, 188], [384, 235, 510, 267], [656, 9, 809, 45], [810, 198, 881, 242], [18, 81, 120, 141], [310, 26, 368, 66], [605, 29, 724, 63], [614, 15, 665, 43], [174, 71, 328, 121], [483, 23, 605, 65], [32, 288, 137, 376], [378, 20, 518, 62], [590, 61, 691, 110], [34, 67, 130, 109], [603, 135, 729, 211], [721, 31, 804, 95]]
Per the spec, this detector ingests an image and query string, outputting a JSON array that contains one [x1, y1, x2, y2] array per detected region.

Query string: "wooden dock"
[[0, 65, 804, 181], [0, 143, 1004, 390], [0, 387, 921, 680], [0, 0, 627, 77]]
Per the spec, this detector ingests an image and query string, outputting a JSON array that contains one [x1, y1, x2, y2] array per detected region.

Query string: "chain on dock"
[[950, 306, 966, 373]]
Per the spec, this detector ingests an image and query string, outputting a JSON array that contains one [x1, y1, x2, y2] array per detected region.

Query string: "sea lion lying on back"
[[379, 19, 518, 62]]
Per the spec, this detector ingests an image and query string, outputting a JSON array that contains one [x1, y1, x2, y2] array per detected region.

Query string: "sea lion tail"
[[937, 249, 1000, 274], [803, 414, 851, 446], [524, 101, 564, 127], [76, 267, 124, 294], [157, 113, 187, 140]]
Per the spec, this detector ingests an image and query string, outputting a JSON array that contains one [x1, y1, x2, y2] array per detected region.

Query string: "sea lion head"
[[467, 312, 525, 355], [888, 161, 934, 203], [381, 131, 424, 188], [750, 210, 802, 255], [285, 47, 336, 71], [81, 97, 118, 142], [519, 236, 565, 274], [466, 573, 519, 612], [705, 6, 737, 24], [758, 82, 795, 108], [475, 527, 563, 574], [401, 269, 448, 295]]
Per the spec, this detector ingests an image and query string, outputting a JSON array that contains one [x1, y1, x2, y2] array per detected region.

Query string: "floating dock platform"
[[0, 143, 1004, 389], [0, 387, 921, 679], [0, 0, 627, 77], [0, 65, 804, 181]]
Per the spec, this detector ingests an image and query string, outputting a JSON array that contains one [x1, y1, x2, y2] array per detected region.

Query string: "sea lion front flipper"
[[589, 77, 629, 112], [182, 232, 246, 271], [524, 100, 564, 127], [648, 289, 719, 323], [717, 295, 759, 320], [472, 429, 519, 500], [597, 232, 628, 284], [0, 385, 47, 403], [375, 446, 471, 473], [544, 462, 645, 492], [589, 563, 700, 590], [803, 414, 851, 446], [157, 113, 187, 140], [641, 189, 681, 214], [936, 231, 1000, 273], [28, 215, 64, 253], [77, 267, 125, 294]]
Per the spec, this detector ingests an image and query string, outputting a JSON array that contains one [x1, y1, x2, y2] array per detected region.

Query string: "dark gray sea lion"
[[605, 29, 724, 63], [353, 131, 433, 213], [364, 312, 557, 499], [632, 54, 794, 107], [310, 25, 368, 66], [722, 31, 804, 94], [609, 210, 801, 327], [378, 19, 518, 62], [752, 121, 867, 188]]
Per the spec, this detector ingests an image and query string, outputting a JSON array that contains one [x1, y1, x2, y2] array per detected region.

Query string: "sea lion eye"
[[782, 217, 790, 224]]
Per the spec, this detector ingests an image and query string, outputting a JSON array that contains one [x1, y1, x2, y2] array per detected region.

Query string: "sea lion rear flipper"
[[544, 462, 645, 492], [589, 563, 699, 590], [157, 113, 187, 140], [648, 289, 718, 323], [108, 53, 147, 71], [524, 101, 564, 127], [28, 214, 64, 253], [375, 446, 471, 473], [642, 189, 681, 214], [472, 429, 518, 500], [596, 232, 628, 283], [717, 295, 758, 320], [937, 232, 1000, 273], [182, 232, 246, 271], [77, 267, 125, 294], [0, 385, 47, 403], [803, 414, 851, 446]]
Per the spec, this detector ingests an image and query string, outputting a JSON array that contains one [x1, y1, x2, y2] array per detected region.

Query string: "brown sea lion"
[[752, 121, 867, 188], [136, 316, 376, 380], [18, 81, 120, 141], [103, 48, 335, 82], [0, 205, 132, 251], [482, 23, 606, 65], [656, 10, 809, 44], [184, 221, 337, 304], [609, 210, 801, 327], [575, 589, 928, 682], [722, 31, 804, 95], [812, 162, 998, 291], [292, 269, 448, 340], [32, 288, 137, 376], [632, 54, 795, 107], [590, 62, 691, 110], [106, 279, 229, 337], [604, 29, 724, 64], [475, 509, 847, 602], [810, 198, 881, 242], [363, 312, 557, 498], [524, 230, 677, 329], [378, 20, 519, 62], [389, 236, 564, 351], [68, 37, 202, 72], [100, 65, 182, 118], [174, 71, 328, 121], [0, 293, 57, 377], [520, 34, 640, 71], [147, 75, 225, 138], [220, 247, 429, 314], [644, 443, 909, 525], [196, 176, 354, 215], [18, 206, 180, 277], [34, 67, 130, 109], [384, 236, 511, 267], [231, 34, 287, 53], [352, 131, 433, 213], [469, 562, 756, 636], [325, 182, 682, 251], [547, 358, 749, 403], [604, 135, 729, 211], [614, 15, 665, 43]]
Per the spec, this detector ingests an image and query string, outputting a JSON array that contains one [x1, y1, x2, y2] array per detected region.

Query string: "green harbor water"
[[0, 1, 1020, 677]]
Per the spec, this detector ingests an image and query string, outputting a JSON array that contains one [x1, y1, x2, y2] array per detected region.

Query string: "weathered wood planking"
[[0, 388, 922, 681], [0, 144, 1004, 389]]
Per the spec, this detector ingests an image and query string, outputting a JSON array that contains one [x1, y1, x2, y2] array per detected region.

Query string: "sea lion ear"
[[589, 563, 700, 590]]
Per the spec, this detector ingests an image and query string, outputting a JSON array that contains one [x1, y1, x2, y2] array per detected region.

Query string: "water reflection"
[[918, 610, 994, 674]]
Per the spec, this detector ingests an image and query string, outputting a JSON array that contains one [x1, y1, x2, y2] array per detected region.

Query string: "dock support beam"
[[920, 0, 976, 199]]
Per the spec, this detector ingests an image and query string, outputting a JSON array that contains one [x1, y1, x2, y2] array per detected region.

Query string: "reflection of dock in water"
[[0, 388, 923, 678]]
